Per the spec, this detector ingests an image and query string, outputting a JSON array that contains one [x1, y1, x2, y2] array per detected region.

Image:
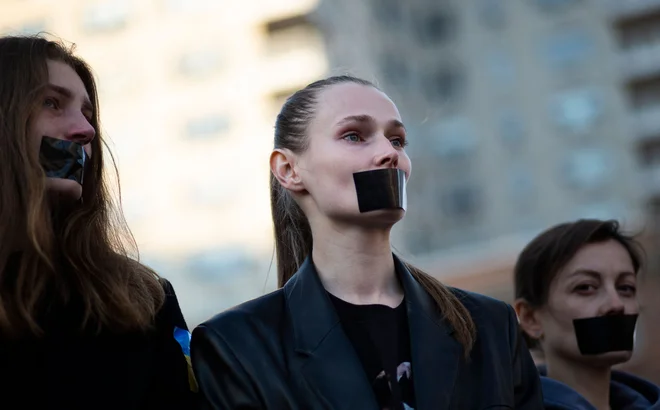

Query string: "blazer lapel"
[[396, 256, 463, 410], [284, 257, 378, 410]]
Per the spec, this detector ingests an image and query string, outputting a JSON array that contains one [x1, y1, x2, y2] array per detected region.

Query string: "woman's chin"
[[581, 350, 633, 369], [350, 208, 406, 228], [46, 177, 83, 203]]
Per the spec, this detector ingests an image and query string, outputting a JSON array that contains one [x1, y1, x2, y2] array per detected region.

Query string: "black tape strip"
[[353, 168, 406, 213], [39, 136, 86, 185], [573, 314, 638, 355]]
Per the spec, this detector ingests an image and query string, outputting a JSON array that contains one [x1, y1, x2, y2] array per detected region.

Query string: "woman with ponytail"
[[191, 75, 543, 409]]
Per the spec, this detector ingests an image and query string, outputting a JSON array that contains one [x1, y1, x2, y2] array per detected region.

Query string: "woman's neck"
[[547, 356, 612, 410], [310, 222, 403, 307]]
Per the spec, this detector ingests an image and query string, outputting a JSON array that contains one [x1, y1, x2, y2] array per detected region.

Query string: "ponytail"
[[405, 263, 476, 358], [270, 173, 312, 287]]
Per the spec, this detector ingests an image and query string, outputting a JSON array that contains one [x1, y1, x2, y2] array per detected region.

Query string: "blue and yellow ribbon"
[[174, 327, 198, 393]]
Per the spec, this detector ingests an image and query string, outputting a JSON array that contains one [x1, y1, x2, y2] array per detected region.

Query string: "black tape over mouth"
[[573, 314, 638, 355], [353, 168, 407, 213], [39, 136, 86, 185]]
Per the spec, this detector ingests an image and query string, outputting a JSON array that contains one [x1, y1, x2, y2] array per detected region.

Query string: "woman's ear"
[[514, 298, 544, 341], [270, 148, 305, 192]]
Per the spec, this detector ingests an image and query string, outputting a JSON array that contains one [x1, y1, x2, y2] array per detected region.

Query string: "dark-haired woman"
[[192, 75, 543, 409], [514, 219, 660, 409], [0, 35, 197, 409]]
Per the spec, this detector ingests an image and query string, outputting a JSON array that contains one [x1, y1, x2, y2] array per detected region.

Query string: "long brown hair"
[[0, 35, 164, 338], [271, 75, 476, 356]]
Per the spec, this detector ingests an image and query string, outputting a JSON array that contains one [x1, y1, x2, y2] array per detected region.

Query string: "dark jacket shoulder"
[[156, 278, 190, 332], [197, 289, 287, 344], [450, 286, 509, 311], [449, 287, 514, 325], [449, 287, 526, 355]]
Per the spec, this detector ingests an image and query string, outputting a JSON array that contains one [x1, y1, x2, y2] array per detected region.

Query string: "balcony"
[[260, 12, 328, 90], [631, 105, 660, 140], [606, 0, 660, 20], [619, 43, 660, 80]]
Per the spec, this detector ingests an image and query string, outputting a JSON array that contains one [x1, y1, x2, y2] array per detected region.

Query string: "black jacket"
[[0, 278, 198, 409], [192, 255, 544, 409]]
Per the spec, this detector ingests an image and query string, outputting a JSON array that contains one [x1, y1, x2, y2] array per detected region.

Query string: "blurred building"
[[315, 0, 648, 258], [607, 0, 660, 385], [0, 0, 329, 325]]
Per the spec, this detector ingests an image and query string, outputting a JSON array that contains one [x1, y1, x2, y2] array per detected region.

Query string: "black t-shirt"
[[329, 292, 416, 410]]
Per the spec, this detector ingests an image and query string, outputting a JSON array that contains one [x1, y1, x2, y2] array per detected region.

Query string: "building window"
[[265, 14, 312, 34], [561, 148, 612, 191], [414, 10, 453, 46], [178, 50, 223, 78], [440, 184, 482, 219], [426, 67, 463, 103], [619, 18, 660, 50], [550, 88, 603, 135], [184, 114, 230, 139], [82, 1, 130, 33], [430, 117, 478, 160], [542, 28, 594, 71], [629, 78, 660, 109], [263, 14, 319, 56], [639, 139, 660, 166]]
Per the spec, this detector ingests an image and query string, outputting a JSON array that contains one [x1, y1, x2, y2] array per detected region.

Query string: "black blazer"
[[191, 256, 543, 409]]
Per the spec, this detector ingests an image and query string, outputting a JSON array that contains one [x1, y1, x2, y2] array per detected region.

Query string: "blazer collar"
[[395, 256, 463, 410]]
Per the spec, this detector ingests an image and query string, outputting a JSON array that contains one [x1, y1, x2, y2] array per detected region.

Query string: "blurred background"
[[2, 0, 659, 381]]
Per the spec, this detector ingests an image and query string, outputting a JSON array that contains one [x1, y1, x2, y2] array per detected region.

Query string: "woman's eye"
[[343, 133, 361, 143], [574, 284, 596, 293], [44, 97, 59, 109]]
